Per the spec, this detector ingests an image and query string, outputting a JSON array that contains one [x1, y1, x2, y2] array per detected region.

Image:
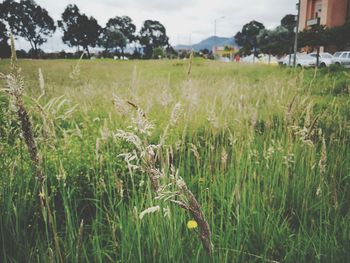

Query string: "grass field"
[[0, 57, 350, 262]]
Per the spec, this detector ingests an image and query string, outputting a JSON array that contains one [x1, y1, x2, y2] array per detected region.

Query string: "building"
[[299, 0, 350, 31], [212, 46, 237, 61]]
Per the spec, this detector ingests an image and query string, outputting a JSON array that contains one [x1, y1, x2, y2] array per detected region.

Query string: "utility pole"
[[315, 14, 321, 67], [293, 0, 301, 67], [214, 16, 225, 58]]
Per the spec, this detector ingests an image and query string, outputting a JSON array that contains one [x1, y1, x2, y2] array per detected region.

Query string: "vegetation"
[[0, 0, 170, 59], [139, 20, 170, 59], [0, 0, 56, 58], [102, 16, 137, 58], [0, 21, 11, 58], [0, 46, 349, 262], [58, 4, 102, 57], [235, 20, 265, 56]]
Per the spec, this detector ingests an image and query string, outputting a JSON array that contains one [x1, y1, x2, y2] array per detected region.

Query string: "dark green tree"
[[280, 14, 297, 55], [257, 26, 291, 58], [104, 16, 136, 57], [328, 20, 350, 50], [0, 21, 10, 58], [298, 24, 329, 49], [281, 14, 296, 33], [101, 29, 127, 56], [139, 20, 169, 59], [234, 20, 265, 56], [0, 0, 55, 58], [58, 4, 102, 57], [152, 47, 165, 59]]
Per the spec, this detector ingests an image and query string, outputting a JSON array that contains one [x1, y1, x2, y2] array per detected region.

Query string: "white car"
[[309, 52, 333, 67], [280, 54, 316, 68], [331, 51, 350, 68]]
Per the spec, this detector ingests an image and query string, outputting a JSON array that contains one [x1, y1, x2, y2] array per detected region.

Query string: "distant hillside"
[[175, 36, 237, 51]]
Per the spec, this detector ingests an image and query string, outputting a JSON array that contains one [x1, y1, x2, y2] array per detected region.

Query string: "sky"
[[14, 0, 298, 52]]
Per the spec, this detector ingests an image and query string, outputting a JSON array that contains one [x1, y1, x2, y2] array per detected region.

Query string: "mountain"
[[174, 36, 237, 51]]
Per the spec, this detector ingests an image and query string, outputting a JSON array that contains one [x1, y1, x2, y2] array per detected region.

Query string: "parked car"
[[280, 54, 316, 68], [331, 51, 350, 68], [241, 54, 278, 65], [309, 52, 333, 67]]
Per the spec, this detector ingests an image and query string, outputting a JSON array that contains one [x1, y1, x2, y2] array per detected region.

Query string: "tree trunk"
[[85, 46, 90, 58], [33, 43, 39, 59], [28, 40, 37, 59]]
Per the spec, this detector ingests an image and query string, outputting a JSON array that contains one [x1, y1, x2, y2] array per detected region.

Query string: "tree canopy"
[[0, 0, 55, 58], [281, 14, 296, 33], [139, 20, 169, 59], [235, 20, 265, 55], [58, 4, 102, 57], [327, 20, 350, 50], [0, 21, 11, 58], [298, 24, 329, 49], [257, 26, 291, 57], [102, 16, 136, 56]]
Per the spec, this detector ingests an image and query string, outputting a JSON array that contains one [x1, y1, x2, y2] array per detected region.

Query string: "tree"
[[280, 14, 297, 55], [328, 20, 350, 50], [139, 20, 169, 59], [104, 16, 136, 57], [234, 20, 265, 56], [0, 21, 10, 58], [152, 47, 164, 59], [1, 0, 55, 58], [298, 24, 329, 50], [58, 4, 102, 57], [101, 29, 127, 56], [257, 26, 290, 58], [281, 14, 296, 33]]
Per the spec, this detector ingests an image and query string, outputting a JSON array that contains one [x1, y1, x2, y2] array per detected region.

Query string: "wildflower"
[[187, 220, 198, 229], [38, 191, 45, 199]]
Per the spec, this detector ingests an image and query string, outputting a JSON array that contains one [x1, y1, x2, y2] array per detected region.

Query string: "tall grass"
[[0, 56, 349, 262]]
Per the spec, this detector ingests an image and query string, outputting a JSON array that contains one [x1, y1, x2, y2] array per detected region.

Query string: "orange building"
[[299, 0, 350, 31]]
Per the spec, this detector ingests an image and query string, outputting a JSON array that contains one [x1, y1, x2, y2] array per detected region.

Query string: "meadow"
[[0, 56, 349, 263]]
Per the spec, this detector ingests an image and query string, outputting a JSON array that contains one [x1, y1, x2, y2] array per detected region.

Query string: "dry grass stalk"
[[130, 65, 138, 97], [76, 219, 84, 262], [285, 94, 297, 125], [115, 100, 213, 255], [319, 136, 327, 178], [1, 36, 43, 182], [221, 147, 228, 171], [317, 136, 327, 197], [38, 68, 45, 97], [175, 180, 213, 255], [69, 52, 85, 80], [187, 50, 193, 78], [0, 36, 63, 263]]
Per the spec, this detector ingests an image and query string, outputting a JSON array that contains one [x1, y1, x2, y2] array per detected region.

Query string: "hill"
[[174, 36, 237, 51]]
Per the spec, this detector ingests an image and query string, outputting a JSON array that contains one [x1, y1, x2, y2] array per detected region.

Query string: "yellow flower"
[[38, 191, 45, 199], [187, 220, 198, 229]]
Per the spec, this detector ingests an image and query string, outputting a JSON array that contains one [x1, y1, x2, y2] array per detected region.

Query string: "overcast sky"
[[15, 0, 298, 51]]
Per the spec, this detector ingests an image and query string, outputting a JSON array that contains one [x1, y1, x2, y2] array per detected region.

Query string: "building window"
[[315, 3, 322, 13], [314, 1, 322, 17]]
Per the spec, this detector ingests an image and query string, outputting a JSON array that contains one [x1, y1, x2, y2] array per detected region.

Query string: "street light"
[[293, 0, 301, 67], [214, 16, 225, 56]]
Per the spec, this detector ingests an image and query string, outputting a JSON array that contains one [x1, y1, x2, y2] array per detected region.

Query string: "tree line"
[[1, 1, 349, 60], [0, 0, 172, 59], [235, 15, 350, 57]]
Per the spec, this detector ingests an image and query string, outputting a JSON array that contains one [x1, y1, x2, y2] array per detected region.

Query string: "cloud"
[[103, 0, 197, 12]]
